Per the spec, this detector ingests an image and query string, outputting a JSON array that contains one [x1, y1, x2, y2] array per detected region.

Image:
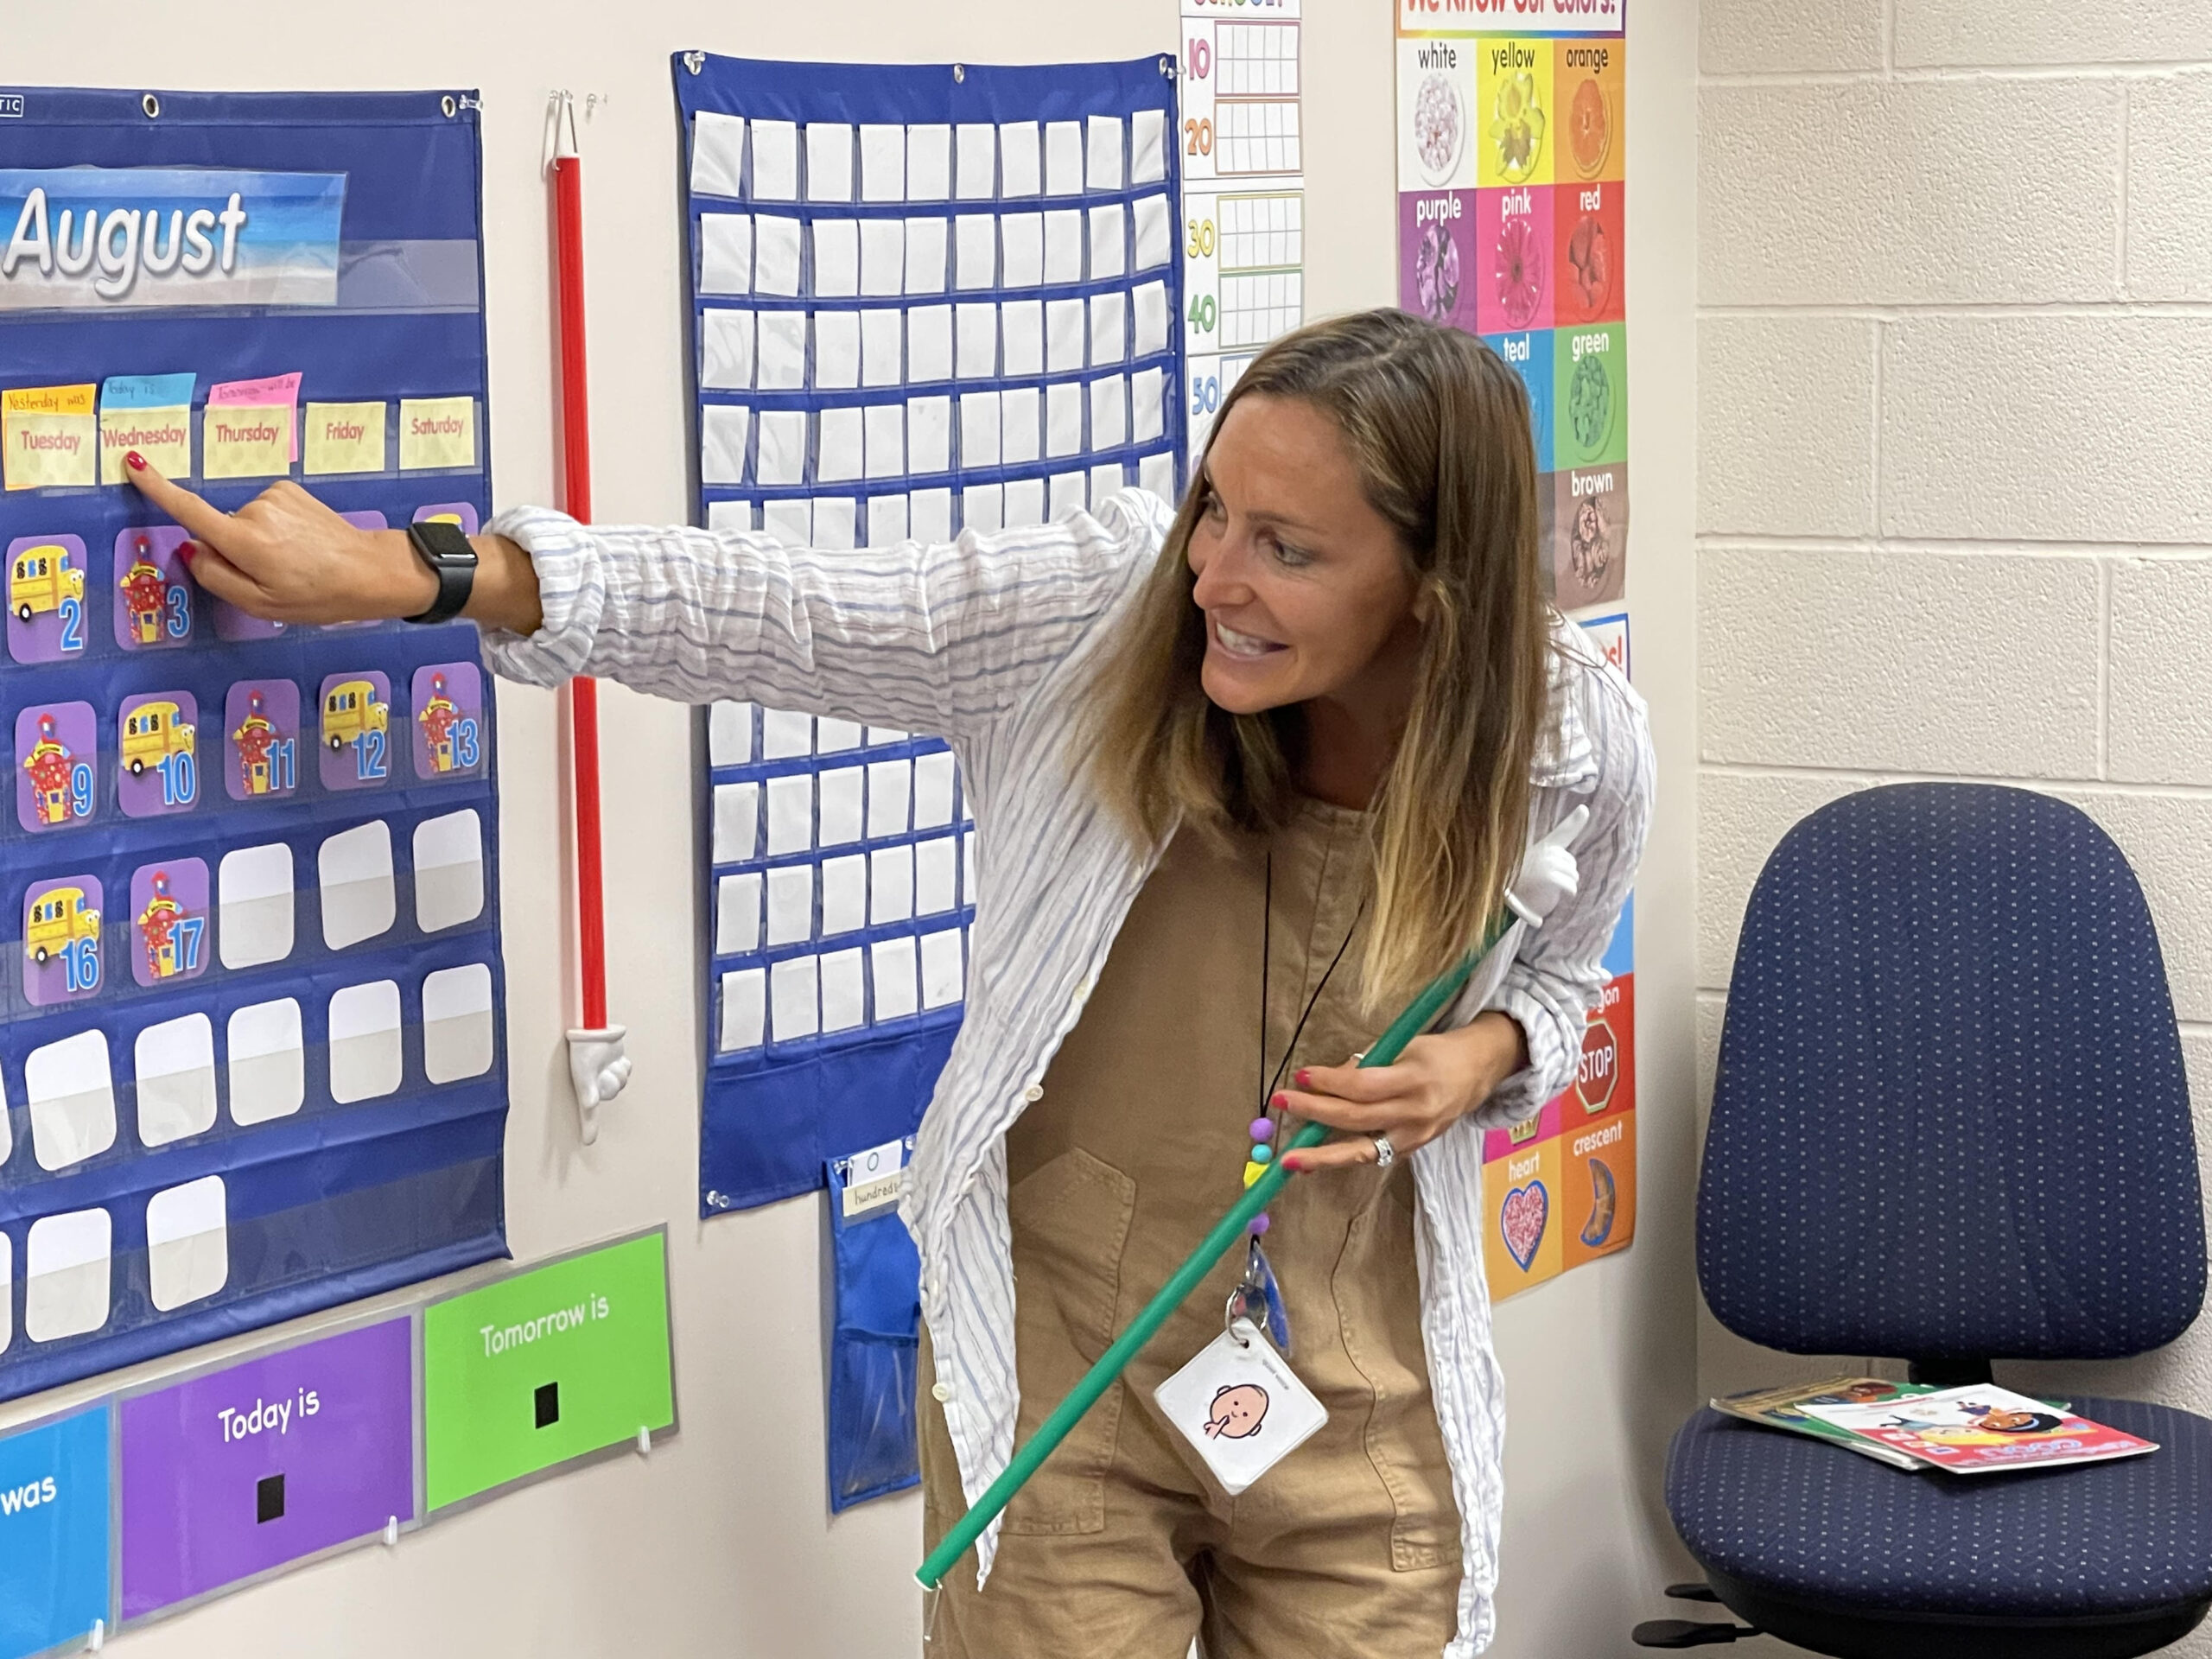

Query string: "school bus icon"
[[122, 701, 195, 777], [322, 679, 389, 751], [25, 887, 99, 965], [10, 543, 84, 623]]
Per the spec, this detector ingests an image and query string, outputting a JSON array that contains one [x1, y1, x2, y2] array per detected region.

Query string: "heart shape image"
[[1500, 1181, 1549, 1272]]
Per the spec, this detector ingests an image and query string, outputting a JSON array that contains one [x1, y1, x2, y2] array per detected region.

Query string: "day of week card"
[[398, 397, 475, 471], [99, 372, 195, 483], [204, 372, 302, 478], [3, 383, 97, 491], [304, 400, 386, 474]]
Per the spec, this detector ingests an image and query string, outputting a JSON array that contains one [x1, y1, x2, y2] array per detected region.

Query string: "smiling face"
[[1187, 393, 1424, 728]]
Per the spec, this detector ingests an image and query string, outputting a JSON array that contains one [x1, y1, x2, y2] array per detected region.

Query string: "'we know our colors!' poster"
[[1395, 0, 1626, 613]]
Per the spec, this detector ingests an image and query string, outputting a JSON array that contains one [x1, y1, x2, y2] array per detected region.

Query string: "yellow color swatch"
[[399, 397, 476, 471], [1477, 37, 1554, 188], [305, 402, 388, 475], [4, 384, 97, 491], [99, 405, 193, 486], [202, 404, 294, 480]]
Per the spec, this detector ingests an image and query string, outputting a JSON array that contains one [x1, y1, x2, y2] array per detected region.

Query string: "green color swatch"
[[423, 1231, 675, 1510]]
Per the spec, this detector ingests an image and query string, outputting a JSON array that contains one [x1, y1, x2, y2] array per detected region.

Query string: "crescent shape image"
[[1580, 1155, 1618, 1248]]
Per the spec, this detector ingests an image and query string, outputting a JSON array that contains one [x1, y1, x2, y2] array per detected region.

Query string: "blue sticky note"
[[99, 372, 196, 410], [0, 1405, 111, 1659]]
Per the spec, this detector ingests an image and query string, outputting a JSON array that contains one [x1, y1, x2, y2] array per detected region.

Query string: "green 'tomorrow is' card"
[[423, 1230, 677, 1510]]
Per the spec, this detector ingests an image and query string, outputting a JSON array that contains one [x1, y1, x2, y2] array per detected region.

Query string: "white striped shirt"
[[480, 491, 1654, 1658]]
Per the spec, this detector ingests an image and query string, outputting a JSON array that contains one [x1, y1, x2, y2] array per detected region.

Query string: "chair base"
[[1707, 1567, 2209, 1659]]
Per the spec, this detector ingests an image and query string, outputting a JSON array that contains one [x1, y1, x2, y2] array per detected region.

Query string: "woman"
[[127, 309, 1651, 1657]]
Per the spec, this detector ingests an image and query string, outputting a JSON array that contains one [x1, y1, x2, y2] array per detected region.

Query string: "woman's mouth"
[[1211, 618, 1286, 659]]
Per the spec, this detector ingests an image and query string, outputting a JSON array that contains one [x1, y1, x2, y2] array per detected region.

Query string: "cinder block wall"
[[1694, 0, 2212, 1498]]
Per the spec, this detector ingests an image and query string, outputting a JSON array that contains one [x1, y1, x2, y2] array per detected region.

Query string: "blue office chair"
[[1637, 784, 2212, 1656]]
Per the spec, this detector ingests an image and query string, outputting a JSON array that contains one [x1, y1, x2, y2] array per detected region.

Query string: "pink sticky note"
[[208, 372, 304, 462]]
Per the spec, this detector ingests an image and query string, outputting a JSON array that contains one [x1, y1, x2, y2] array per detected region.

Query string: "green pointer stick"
[[916, 906, 1518, 1592]]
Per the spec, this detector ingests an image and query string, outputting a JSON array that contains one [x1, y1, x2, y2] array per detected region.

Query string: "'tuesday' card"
[[1799, 1385, 2156, 1476]]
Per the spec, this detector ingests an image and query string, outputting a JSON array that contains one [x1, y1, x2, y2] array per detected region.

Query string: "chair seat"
[[1667, 1396, 2212, 1628]]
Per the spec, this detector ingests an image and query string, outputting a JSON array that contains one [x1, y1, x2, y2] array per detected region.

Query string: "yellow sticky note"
[[202, 404, 293, 480], [399, 397, 476, 471], [304, 402, 388, 475], [99, 406, 192, 485], [4, 385, 97, 491]]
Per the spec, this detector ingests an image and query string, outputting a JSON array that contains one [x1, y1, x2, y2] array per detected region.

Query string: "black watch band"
[[402, 519, 479, 625]]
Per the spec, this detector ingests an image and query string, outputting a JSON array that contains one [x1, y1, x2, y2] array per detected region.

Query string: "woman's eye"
[[1270, 538, 1312, 569]]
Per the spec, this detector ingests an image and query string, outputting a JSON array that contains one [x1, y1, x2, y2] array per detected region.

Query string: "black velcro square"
[[534, 1381, 560, 1429], [256, 1473, 285, 1524]]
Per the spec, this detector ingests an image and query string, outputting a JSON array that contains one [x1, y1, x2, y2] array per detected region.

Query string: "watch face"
[[411, 519, 475, 564]]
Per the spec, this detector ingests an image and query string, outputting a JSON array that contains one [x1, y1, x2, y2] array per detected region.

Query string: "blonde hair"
[[1085, 309, 1552, 1008]]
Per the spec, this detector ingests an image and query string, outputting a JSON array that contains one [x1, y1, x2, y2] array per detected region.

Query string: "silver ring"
[[1371, 1133, 1396, 1169]]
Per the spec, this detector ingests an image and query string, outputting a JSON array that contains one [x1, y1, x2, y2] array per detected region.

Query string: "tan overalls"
[[922, 800, 1463, 1657]]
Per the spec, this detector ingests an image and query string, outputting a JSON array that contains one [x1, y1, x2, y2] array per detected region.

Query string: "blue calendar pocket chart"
[[0, 88, 507, 1402], [677, 52, 1184, 1213]]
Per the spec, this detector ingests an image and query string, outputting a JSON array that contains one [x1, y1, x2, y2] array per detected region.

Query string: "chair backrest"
[[1700, 783, 2205, 1363]]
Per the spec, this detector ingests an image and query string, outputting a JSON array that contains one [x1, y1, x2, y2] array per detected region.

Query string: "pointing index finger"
[[123, 453, 236, 547]]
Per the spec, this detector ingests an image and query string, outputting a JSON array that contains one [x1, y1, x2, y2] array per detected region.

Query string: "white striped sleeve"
[[1475, 653, 1654, 1127], [477, 488, 1173, 741]]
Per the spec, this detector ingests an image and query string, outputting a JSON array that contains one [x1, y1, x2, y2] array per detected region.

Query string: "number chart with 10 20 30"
[[0, 87, 510, 1406]]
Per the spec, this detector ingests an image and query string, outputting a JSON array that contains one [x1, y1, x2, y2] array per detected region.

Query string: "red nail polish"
[[1281, 1155, 1303, 1173], [1294, 1069, 1310, 1089], [1270, 1091, 1288, 1111], [125, 450, 146, 471], [176, 542, 195, 563]]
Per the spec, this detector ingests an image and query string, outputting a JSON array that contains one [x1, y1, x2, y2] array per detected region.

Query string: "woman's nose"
[[1190, 534, 1253, 608]]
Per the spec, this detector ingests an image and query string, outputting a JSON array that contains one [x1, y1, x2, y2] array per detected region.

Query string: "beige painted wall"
[[1697, 3, 2212, 1650], [1, 2, 1700, 1653]]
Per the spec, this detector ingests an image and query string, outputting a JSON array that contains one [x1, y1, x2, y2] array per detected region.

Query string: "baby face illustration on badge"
[[118, 691, 200, 818], [225, 680, 302, 802], [318, 671, 392, 790], [16, 702, 98, 832], [5, 533, 91, 664], [23, 874, 105, 1006], [411, 661, 484, 779], [1205, 1383, 1270, 1440], [112, 525, 196, 650], [130, 858, 211, 988]]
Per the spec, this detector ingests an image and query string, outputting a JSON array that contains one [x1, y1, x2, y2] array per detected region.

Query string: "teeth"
[[1215, 620, 1278, 657]]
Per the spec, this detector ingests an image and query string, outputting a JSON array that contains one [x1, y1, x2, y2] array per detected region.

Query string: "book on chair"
[[1795, 1384, 2158, 1475]]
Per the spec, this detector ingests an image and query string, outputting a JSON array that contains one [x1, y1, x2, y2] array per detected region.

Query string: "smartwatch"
[[402, 518, 479, 625]]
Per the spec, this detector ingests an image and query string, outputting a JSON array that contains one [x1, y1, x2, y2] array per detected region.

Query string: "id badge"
[[1152, 1319, 1328, 1496]]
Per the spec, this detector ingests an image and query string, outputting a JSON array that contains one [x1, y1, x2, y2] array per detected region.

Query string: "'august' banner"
[[0, 168, 346, 310]]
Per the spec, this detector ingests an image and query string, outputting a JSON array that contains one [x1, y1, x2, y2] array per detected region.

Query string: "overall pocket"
[[1003, 1146, 1138, 1535]]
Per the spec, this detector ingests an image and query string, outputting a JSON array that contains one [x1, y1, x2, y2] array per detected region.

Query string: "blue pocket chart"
[[677, 52, 1185, 1212], [0, 1403, 111, 1659], [0, 88, 508, 1403]]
